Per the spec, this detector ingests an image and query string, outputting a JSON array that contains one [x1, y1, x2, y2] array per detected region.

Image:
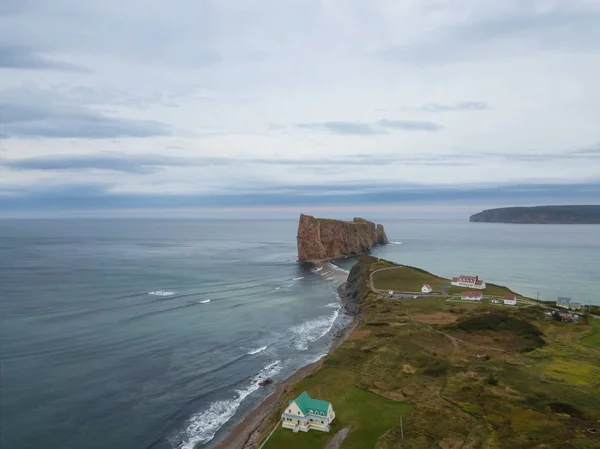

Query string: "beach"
[[213, 275, 358, 449]]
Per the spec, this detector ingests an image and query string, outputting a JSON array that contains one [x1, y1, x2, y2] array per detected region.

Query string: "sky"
[[1, 0, 599, 217]]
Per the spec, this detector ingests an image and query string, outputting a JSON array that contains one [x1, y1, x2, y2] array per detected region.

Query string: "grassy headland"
[[257, 257, 600, 448]]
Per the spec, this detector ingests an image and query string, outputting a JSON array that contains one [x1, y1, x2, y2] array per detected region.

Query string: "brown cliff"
[[296, 214, 388, 262]]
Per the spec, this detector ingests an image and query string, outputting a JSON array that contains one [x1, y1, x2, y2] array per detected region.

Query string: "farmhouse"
[[281, 391, 335, 433], [504, 295, 517, 306], [461, 291, 482, 301], [421, 284, 432, 294], [451, 275, 486, 289], [491, 297, 499, 304], [556, 297, 583, 310]]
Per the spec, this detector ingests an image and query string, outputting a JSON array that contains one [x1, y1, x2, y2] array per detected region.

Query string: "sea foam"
[[289, 309, 340, 351], [175, 361, 282, 448], [199, 299, 211, 304], [148, 291, 175, 296], [327, 263, 349, 274], [247, 346, 267, 355]]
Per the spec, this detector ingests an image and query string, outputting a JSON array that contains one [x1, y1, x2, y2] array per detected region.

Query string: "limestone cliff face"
[[297, 214, 389, 262]]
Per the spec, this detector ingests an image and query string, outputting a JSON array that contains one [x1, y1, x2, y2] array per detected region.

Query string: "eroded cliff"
[[296, 214, 388, 262]]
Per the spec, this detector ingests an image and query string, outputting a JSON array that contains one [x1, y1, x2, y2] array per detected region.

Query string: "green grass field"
[[261, 369, 413, 449], [256, 260, 600, 448], [581, 317, 600, 348]]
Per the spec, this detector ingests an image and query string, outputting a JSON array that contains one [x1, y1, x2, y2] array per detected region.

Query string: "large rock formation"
[[297, 214, 388, 262]]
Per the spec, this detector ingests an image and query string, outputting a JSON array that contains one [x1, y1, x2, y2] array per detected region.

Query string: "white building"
[[504, 295, 517, 306], [421, 284, 432, 294], [451, 275, 486, 289], [461, 291, 482, 301], [282, 391, 335, 433]]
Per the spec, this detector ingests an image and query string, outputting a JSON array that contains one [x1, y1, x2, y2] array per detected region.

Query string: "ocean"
[[1, 218, 598, 449]]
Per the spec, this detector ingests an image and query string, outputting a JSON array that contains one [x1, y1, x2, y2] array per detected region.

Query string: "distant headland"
[[469, 205, 600, 224], [296, 214, 388, 262]]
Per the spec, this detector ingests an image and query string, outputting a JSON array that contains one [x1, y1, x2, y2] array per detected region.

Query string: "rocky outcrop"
[[338, 254, 379, 315], [297, 214, 388, 262]]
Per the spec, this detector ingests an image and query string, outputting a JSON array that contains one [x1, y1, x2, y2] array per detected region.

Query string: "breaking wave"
[[247, 346, 267, 355], [327, 263, 349, 274], [199, 299, 211, 304], [312, 267, 323, 272], [148, 291, 175, 296], [289, 310, 340, 351], [292, 276, 304, 281], [325, 302, 340, 308], [174, 361, 282, 448], [391, 241, 403, 245]]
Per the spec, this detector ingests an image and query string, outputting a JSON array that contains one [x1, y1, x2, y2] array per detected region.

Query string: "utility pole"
[[400, 415, 404, 439]]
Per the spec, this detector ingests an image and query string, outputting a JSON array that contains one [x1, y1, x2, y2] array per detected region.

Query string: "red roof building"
[[461, 291, 483, 301]]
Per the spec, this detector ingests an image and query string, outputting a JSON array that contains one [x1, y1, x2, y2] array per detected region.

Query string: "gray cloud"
[[384, 5, 600, 64], [6, 145, 599, 174], [377, 119, 444, 131], [411, 102, 490, 112], [297, 121, 380, 135], [0, 89, 170, 138], [0, 45, 90, 72], [297, 118, 444, 135]]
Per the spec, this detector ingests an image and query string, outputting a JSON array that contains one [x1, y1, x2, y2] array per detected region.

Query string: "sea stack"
[[296, 214, 388, 262]]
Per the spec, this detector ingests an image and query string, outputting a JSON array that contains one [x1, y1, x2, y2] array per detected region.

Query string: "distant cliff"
[[297, 214, 388, 262], [469, 205, 600, 224]]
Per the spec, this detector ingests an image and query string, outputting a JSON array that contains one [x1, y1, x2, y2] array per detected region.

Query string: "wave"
[[247, 346, 267, 355], [199, 299, 211, 304], [285, 283, 293, 288], [175, 361, 282, 448], [327, 263, 349, 274], [148, 291, 175, 296], [312, 267, 323, 272], [275, 287, 281, 290], [325, 276, 336, 281], [325, 302, 340, 309], [391, 241, 403, 245], [289, 310, 340, 351], [292, 276, 304, 281]]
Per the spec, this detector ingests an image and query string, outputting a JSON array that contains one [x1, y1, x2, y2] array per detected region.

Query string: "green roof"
[[289, 391, 330, 415]]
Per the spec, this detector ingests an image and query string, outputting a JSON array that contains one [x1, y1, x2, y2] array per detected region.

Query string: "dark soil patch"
[[549, 402, 584, 419], [375, 333, 394, 338], [369, 322, 390, 327], [452, 311, 546, 348]]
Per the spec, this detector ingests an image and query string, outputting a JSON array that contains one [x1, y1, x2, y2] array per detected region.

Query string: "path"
[[324, 427, 350, 449]]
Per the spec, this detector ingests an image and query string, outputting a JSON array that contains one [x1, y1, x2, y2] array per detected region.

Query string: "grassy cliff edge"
[[257, 258, 600, 449]]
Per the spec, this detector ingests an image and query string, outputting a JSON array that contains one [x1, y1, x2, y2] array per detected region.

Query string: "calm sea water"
[[1, 219, 598, 449]]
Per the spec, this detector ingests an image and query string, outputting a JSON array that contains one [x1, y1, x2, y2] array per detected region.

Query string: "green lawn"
[[371, 266, 448, 292], [581, 317, 600, 348], [261, 369, 413, 449]]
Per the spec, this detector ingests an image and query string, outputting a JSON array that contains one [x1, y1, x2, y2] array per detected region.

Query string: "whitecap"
[[285, 283, 294, 288], [391, 241, 403, 245], [199, 299, 211, 304], [247, 346, 267, 355], [312, 267, 323, 272], [325, 302, 340, 309], [292, 276, 304, 281], [275, 287, 281, 290], [174, 361, 282, 448], [326, 276, 336, 281], [148, 290, 175, 296], [327, 263, 350, 274], [289, 310, 340, 351]]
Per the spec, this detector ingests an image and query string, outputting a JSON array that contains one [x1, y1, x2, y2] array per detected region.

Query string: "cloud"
[[296, 121, 380, 135], [297, 118, 444, 135], [0, 45, 90, 72], [1, 181, 598, 215], [408, 102, 491, 112], [377, 119, 444, 131], [0, 88, 170, 138]]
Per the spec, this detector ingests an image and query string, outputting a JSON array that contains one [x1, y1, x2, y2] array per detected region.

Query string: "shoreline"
[[212, 279, 359, 449]]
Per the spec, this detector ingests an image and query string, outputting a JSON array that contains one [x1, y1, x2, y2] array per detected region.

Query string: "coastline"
[[212, 278, 358, 449]]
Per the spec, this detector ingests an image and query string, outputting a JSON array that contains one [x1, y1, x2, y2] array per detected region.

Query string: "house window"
[[297, 412, 300, 415]]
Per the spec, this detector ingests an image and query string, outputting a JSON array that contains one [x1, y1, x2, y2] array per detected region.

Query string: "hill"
[[469, 205, 600, 224]]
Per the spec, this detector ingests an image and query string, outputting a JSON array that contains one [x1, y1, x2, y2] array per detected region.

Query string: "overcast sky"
[[1, 0, 599, 217]]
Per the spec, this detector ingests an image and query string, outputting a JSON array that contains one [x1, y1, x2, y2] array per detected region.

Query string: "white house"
[[451, 275, 486, 289], [504, 295, 517, 306], [388, 290, 394, 298], [421, 284, 432, 294], [282, 391, 335, 433], [461, 291, 482, 301], [490, 298, 500, 304]]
